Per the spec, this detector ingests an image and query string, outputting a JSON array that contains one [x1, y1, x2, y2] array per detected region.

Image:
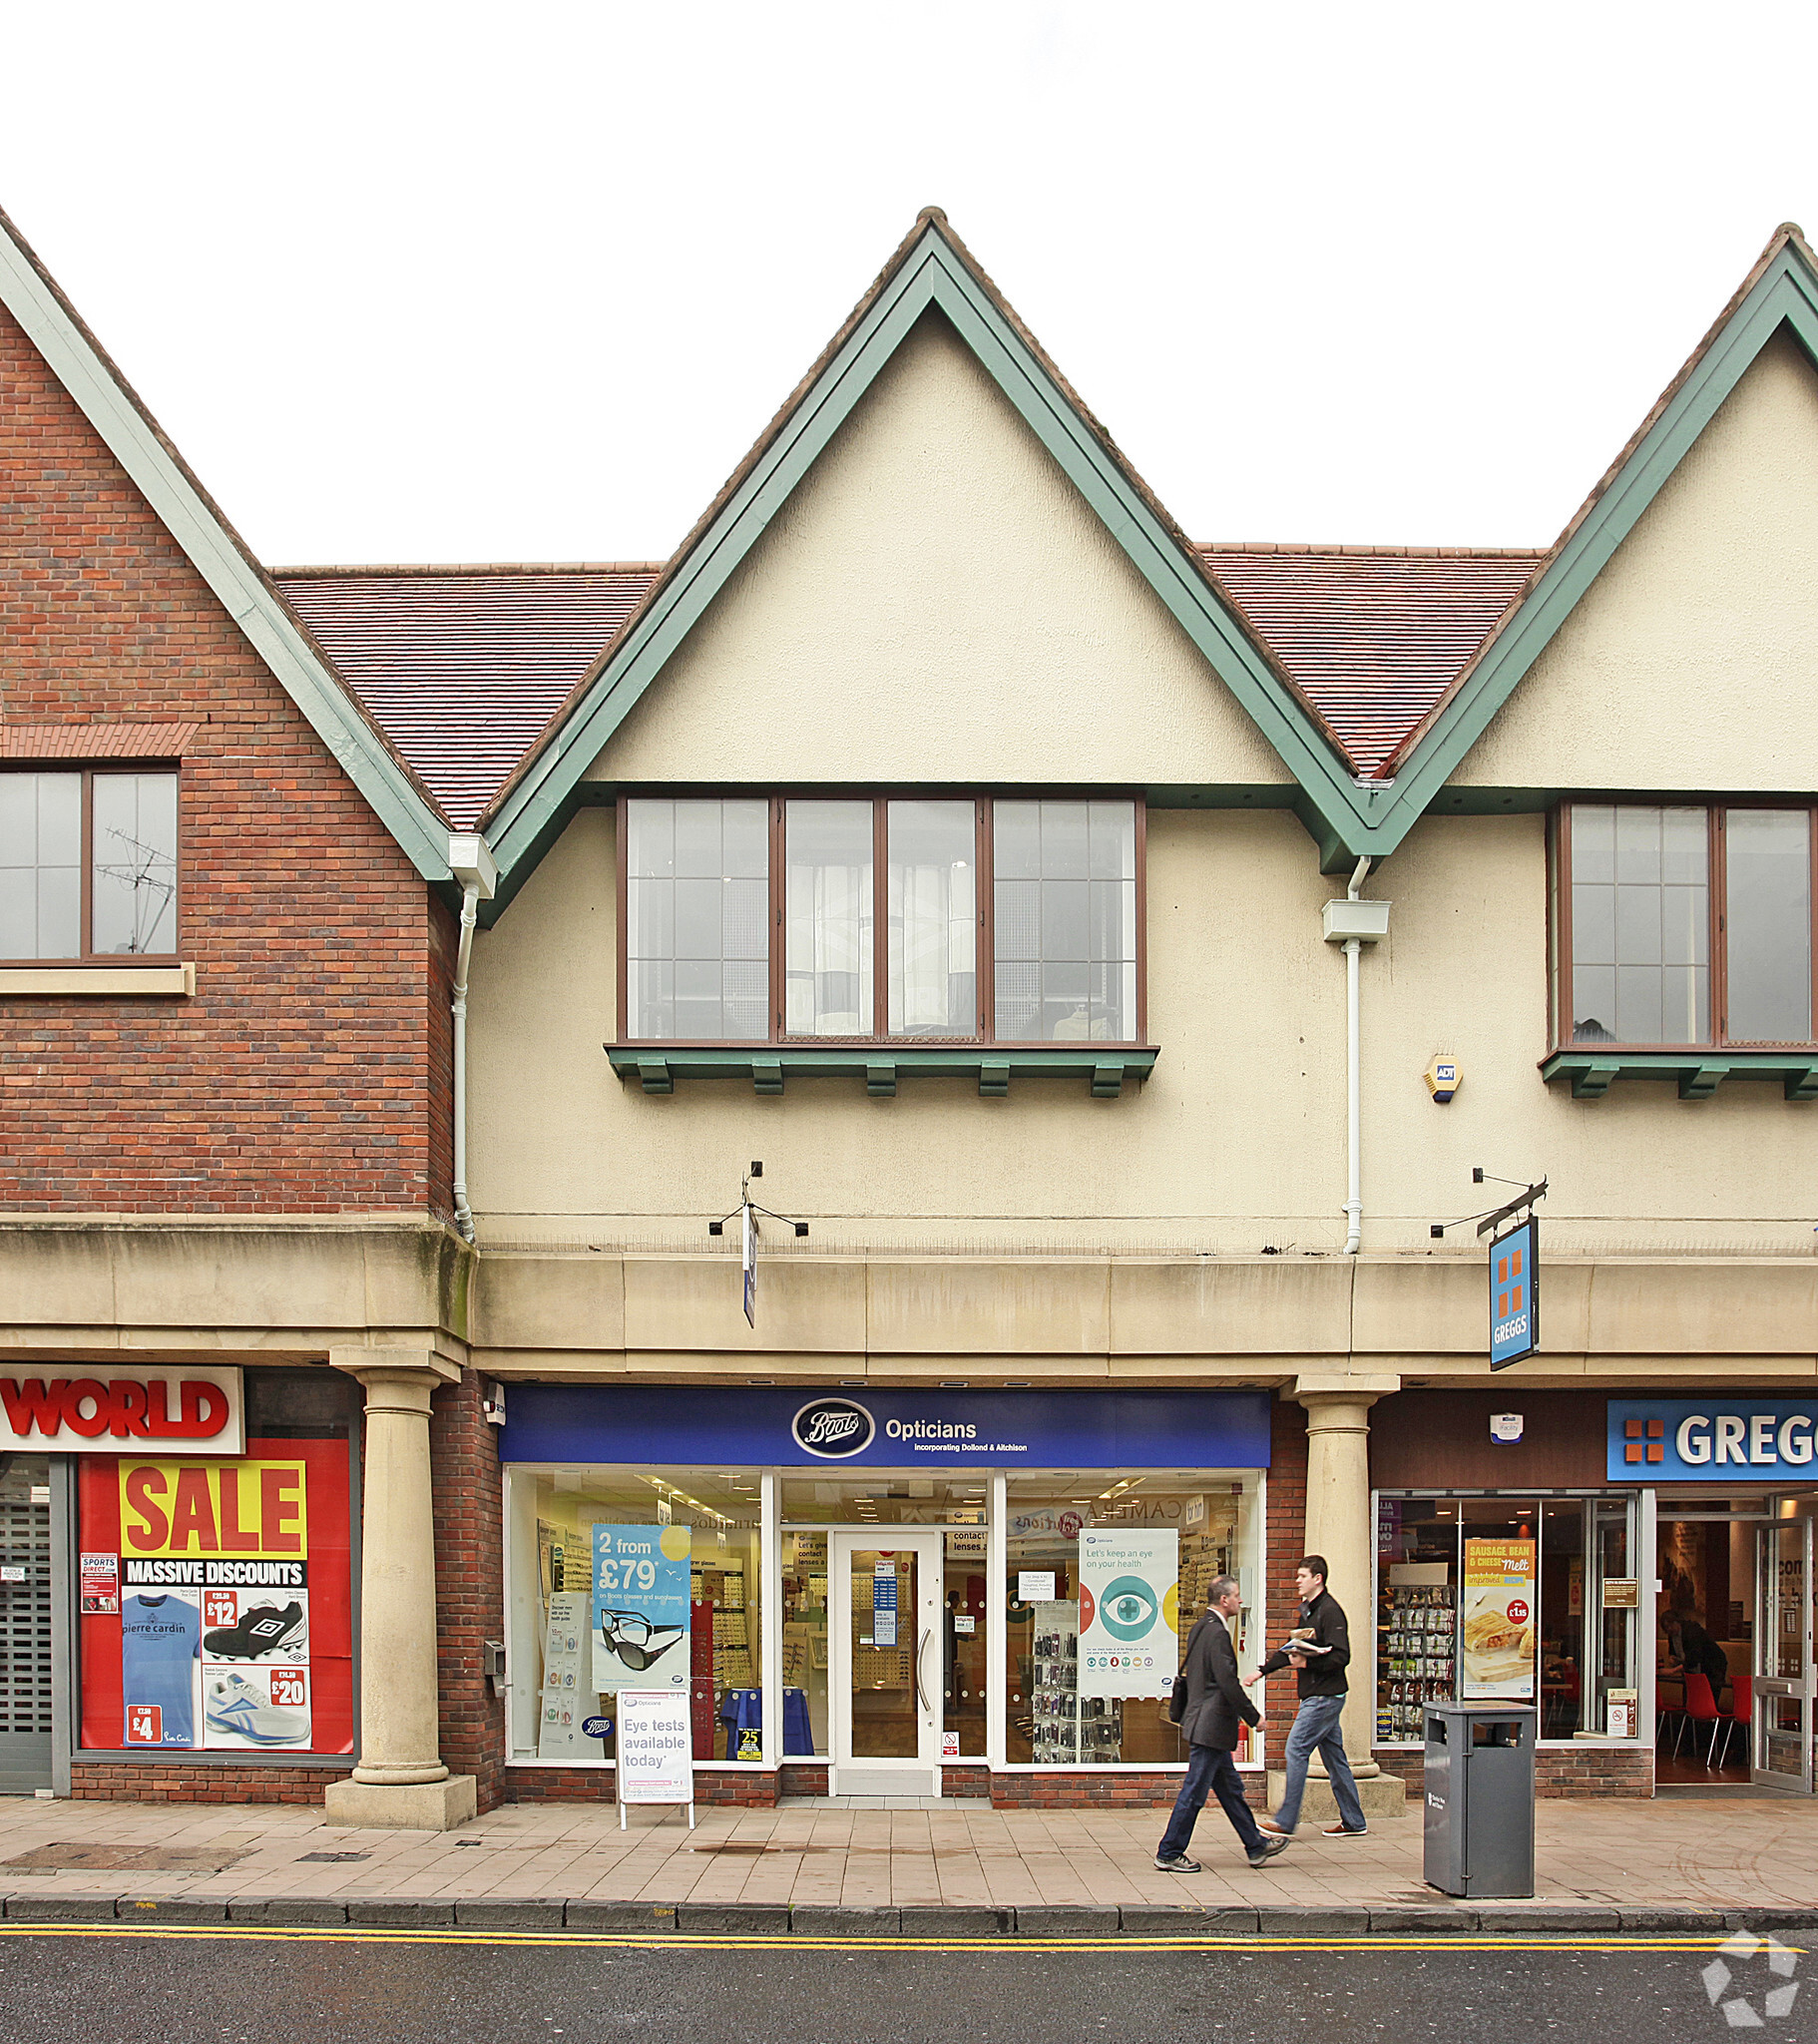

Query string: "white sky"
[[5, 2, 1817, 567]]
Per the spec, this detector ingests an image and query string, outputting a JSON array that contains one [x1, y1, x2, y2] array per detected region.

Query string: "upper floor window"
[[621, 794, 1143, 1045], [0, 769, 179, 961], [1559, 801, 1814, 1048]]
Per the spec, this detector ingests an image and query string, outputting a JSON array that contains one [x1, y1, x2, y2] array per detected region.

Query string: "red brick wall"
[[1373, 1746, 1654, 1797], [509, 1769, 780, 1807], [431, 1370, 506, 1809], [69, 1762, 351, 1804], [0, 303, 451, 1218], [1261, 1395, 1309, 1772], [991, 1771, 1184, 1808]]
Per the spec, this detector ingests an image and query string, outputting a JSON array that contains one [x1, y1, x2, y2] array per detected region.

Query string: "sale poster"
[[1077, 1529, 1179, 1700], [1461, 1538, 1537, 1699], [78, 1437, 352, 1756], [592, 1523, 692, 1692]]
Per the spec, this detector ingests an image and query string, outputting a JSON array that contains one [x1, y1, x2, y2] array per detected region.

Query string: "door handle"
[[915, 1627, 932, 1712]]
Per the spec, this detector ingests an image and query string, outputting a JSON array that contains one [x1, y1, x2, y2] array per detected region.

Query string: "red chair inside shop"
[[1673, 1672, 1725, 1764], [1712, 1673, 1752, 1770]]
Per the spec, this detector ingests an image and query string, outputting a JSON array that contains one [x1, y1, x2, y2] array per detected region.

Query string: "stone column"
[[323, 1347, 477, 1830], [1295, 1372, 1401, 1786]]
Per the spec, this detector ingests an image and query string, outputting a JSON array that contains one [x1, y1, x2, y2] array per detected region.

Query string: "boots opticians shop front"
[[500, 1386, 1269, 1802]]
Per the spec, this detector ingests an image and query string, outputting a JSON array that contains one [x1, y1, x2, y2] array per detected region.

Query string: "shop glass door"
[[1753, 1515, 1815, 1791], [828, 1531, 943, 1796]]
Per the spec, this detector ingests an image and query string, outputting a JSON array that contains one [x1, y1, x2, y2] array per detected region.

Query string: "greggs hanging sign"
[[0, 1366, 242, 1455]]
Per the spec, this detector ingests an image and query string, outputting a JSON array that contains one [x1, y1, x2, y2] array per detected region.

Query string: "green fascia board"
[[1542, 1051, 1818, 1101], [483, 223, 1368, 881], [606, 1044, 1158, 1098], [0, 216, 453, 882], [1372, 249, 1818, 857]]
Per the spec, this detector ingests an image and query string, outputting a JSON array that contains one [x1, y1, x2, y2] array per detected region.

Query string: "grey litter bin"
[[1422, 1702, 1536, 1899]]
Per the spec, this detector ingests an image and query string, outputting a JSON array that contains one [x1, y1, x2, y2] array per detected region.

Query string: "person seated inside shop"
[[1663, 1610, 1729, 1695]]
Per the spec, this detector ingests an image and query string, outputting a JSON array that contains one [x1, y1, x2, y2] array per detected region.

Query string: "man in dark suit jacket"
[[1155, 1575, 1290, 1871]]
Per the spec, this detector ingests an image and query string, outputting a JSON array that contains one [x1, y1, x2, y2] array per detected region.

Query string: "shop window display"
[[76, 1369, 356, 1759], [1004, 1472, 1260, 1767], [1375, 1492, 1637, 1746], [506, 1468, 762, 1766]]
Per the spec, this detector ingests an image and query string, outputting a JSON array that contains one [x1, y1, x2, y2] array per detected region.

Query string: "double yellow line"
[[0, 1923, 1795, 1954]]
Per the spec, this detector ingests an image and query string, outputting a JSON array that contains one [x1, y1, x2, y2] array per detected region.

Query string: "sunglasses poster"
[[592, 1523, 692, 1690]]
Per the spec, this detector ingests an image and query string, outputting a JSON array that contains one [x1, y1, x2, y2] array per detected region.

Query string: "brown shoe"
[[1321, 1820, 1368, 1836], [1255, 1816, 1290, 1837]]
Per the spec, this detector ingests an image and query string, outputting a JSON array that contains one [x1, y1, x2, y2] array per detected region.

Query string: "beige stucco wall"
[[467, 802, 1818, 1263], [585, 310, 1292, 789], [466, 803, 1343, 1251], [457, 309, 1818, 1381], [1456, 327, 1818, 788], [1365, 812, 1818, 1257]]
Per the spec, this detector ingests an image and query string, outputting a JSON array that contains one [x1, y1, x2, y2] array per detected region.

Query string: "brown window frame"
[[615, 790, 1148, 1049], [0, 764, 183, 967], [1551, 797, 1818, 1053]]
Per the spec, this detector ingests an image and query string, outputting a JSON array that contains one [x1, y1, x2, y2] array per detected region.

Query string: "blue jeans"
[[1274, 1692, 1366, 1832], [1157, 1743, 1264, 1861]]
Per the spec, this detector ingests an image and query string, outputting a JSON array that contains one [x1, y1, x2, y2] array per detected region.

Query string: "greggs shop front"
[[0, 1365, 357, 1797], [498, 1385, 1270, 1804], [1367, 1387, 1818, 1798]]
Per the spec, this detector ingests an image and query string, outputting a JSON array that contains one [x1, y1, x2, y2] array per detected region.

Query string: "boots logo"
[[791, 1398, 875, 1459], [1703, 1929, 1800, 2026]]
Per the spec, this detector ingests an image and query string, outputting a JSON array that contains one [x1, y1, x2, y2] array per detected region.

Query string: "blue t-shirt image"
[[121, 1594, 201, 1747]]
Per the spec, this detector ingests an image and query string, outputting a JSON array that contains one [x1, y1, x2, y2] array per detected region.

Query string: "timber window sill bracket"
[[1542, 1050, 1818, 1102], [605, 1044, 1159, 1099]]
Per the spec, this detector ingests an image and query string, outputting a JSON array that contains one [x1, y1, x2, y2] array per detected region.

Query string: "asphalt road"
[[0, 1928, 1800, 2044]]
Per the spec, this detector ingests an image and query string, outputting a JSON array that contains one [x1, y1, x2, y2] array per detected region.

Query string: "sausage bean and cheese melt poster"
[[1461, 1538, 1537, 1701]]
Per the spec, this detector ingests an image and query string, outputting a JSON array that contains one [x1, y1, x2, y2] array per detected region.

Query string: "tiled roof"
[[1202, 546, 1545, 780], [274, 567, 659, 826], [270, 546, 1545, 822]]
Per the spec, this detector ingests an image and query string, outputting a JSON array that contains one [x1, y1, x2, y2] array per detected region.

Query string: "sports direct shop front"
[[77, 1433, 353, 1760]]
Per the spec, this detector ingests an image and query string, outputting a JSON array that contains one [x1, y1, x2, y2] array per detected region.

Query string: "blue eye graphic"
[[1098, 1575, 1160, 1642]]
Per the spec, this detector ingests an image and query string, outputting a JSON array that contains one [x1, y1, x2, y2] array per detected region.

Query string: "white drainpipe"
[[447, 833, 499, 1247], [1322, 855, 1388, 1258]]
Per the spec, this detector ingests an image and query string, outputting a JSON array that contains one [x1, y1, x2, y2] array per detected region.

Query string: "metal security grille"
[[0, 1487, 55, 1788]]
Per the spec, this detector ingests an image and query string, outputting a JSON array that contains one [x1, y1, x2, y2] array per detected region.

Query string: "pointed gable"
[[1453, 328, 1818, 788], [1378, 224, 1818, 839], [594, 308, 1293, 787], [0, 205, 453, 878], [482, 210, 1363, 883]]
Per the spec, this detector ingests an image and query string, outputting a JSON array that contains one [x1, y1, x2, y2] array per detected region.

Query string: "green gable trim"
[[606, 1044, 1158, 1099], [1542, 1051, 1818, 1102], [483, 219, 1370, 882], [0, 215, 454, 882], [1375, 244, 1818, 860]]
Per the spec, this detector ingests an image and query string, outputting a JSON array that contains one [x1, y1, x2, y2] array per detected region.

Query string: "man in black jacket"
[[1155, 1575, 1290, 1871], [1246, 1554, 1368, 1838]]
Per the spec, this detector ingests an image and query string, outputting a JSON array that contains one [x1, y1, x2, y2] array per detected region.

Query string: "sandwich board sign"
[[615, 1687, 694, 1829]]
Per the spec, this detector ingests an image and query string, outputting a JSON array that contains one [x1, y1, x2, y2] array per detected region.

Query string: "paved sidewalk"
[[0, 1788, 1813, 1924]]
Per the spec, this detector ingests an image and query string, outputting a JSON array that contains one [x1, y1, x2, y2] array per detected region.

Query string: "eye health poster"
[[1078, 1529, 1179, 1699], [592, 1523, 692, 1691]]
